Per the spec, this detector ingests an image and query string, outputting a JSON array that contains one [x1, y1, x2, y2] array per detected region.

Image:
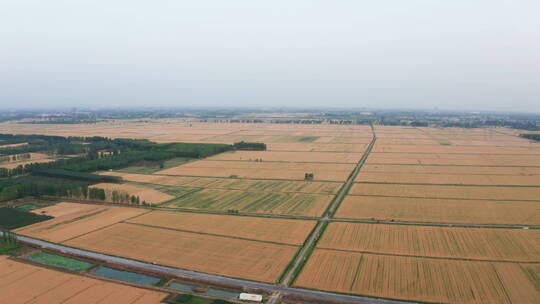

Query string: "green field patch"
[[0, 207, 52, 230], [16, 204, 38, 211], [91, 266, 161, 285], [296, 136, 319, 142], [177, 178, 341, 194], [26, 252, 94, 270], [162, 188, 331, 216], [166, 282, 239, 300], [118, 157, 193, 174], [128, 182, 200, 197]]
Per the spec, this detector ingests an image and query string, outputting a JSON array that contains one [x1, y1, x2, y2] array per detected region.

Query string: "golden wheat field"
[[348, 183, 540, 200], [295, 250, 540, 304], [318, 223, 540, 262], [366, 152, 540, 166], [207, 150, 363, 163], [0, 120, 372, 144], [361, 164, 540, 175], [65, 223, 297, 282], [126, 211, 316, 245], [0, 257, 167, 304], [103, 172, 342, 194], [164, 188, 332, 216], [356, 172, 540, 185], [156, 160, 355, 181], [335, 196, 540, 225], [15, 203, 148, 243], [373, 144, 540, 154], [90, 183, 175, 204], [266, 142, 367, 152]]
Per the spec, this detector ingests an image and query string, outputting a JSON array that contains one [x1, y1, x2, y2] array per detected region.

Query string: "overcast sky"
[[1, 1, 539, 111]]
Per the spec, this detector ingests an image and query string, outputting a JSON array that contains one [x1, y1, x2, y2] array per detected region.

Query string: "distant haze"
[[1, 1, 539, 112]]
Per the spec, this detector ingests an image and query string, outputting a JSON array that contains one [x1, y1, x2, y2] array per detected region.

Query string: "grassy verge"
[[0, 207, 53, 230]]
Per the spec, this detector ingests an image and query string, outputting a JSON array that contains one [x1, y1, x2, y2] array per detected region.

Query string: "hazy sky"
[[1, 1, 539, 111]]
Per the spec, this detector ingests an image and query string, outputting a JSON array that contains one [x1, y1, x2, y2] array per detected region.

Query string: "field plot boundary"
[[355, 181, 540, 187], [330, 218, 540, 229], [293, 249, 540, 304], [281, 126, 378, 287], [204, 159, 358, 164], [121, 221, 301, 247], [345, 193, 540, 202], [128, 179, 342, 195], [64, 223, 299, 283], [315, 247, 540, 264], [365, 162, 540, 168], [152, 173, 346, 183], [58, 209, 154, 244]]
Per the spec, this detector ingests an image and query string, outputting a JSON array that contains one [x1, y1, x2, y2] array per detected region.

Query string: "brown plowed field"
[[318, 223, 540, 262], [207, 151, 363, 163], [66, 223, 297, 282], [156, 160, 355, 181], [15, 203, 148, 242], [126, 211, 316, 245], [335, 196, 540, 225], [295, 250, 540, 304], [0, 257, 167, 304], [349, 183, 540, 200], [356, 172, 540, 186]]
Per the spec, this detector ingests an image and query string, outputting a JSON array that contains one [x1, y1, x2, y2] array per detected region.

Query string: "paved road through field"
[[5, 233, 411, 304]]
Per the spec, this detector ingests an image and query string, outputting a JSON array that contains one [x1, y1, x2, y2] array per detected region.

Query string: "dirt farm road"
[[278, 132, 378, 288], [11, 234, 412, 304]]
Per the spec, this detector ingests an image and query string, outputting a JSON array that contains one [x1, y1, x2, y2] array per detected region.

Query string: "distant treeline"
[[521, 134, 540, 142], [0, 134, 231, 178], [0, 134, 233, 202]]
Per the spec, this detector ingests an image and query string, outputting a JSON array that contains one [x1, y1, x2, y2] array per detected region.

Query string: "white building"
[[239, 293, 263, 302]]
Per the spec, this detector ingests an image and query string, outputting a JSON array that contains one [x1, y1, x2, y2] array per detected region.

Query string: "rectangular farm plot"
[[91, 183, 175, 205], [126, 211, 316, 245], [318, 223, 540, 262], [362, 164, 540, 175], [15, 203, 148, 243], [295, 250, 540, 304], [366, 152, 540, 166], [349, 183, 540, 201], [164, 188, 332, 216], [356, 172, 540, 186], [0, 256, 167, 304], [155, 160, 355, 181], [335, 196, 540, 225], [65, 223, 298, 282], [373, 144, 540, 154], [266, 143, 367, 152], [106, 172, 342, 194], [206, 151, 363, 163]]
